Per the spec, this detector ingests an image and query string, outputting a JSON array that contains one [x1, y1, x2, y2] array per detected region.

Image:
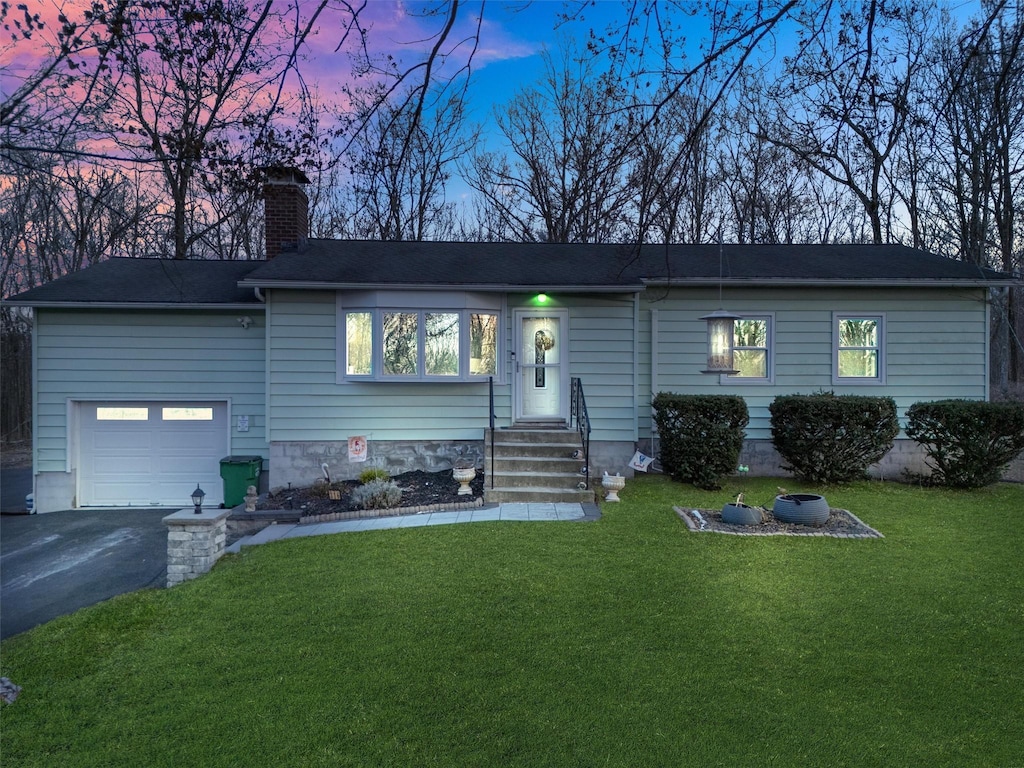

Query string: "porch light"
[[535, 293, 549, 304], [191, 484, 206, 514], [700, 309, 742, 374]]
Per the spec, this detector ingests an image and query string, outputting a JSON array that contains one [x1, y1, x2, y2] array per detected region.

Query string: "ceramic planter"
[[453, 466, 476, 495], [602, 473, 625, 502]]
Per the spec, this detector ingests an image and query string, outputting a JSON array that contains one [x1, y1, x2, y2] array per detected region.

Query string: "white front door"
[[514, 309, 569, 422]]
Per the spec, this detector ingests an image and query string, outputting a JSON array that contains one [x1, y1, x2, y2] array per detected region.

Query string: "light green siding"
[[268, 290, 638, 443], [34, 309, 267, 471], [640, 287, 989, 439]]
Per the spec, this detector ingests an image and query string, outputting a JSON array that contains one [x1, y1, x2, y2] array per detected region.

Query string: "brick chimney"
[[262, 167, 310, 260]]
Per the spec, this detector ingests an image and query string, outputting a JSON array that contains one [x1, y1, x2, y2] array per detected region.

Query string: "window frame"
[[337, 292, 503, 383], [833, 313, 886, 385], [722, 313, 775, 385]]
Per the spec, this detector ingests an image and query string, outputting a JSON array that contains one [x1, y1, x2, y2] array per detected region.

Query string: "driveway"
[[1, 465, 32, 513], [1, 509, 170, 640]]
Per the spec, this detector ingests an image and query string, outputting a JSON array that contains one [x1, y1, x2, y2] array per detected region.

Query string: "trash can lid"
[[220, 455, 264, 464]]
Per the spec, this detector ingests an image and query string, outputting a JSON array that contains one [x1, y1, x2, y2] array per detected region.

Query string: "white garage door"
[[79, 402, 228, 507]]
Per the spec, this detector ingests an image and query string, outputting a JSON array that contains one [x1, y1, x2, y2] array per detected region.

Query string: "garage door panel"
[[78, 401, 228, 507]]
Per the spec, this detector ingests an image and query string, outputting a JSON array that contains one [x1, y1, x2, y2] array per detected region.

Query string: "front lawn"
[[2, 476, 1022, 767]]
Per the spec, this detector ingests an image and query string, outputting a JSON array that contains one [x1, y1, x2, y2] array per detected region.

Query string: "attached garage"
[[77, 401, 229, 507]]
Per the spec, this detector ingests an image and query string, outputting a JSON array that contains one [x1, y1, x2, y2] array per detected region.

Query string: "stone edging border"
[[673, 506, 884, 539], [299, 497, 485, 525]]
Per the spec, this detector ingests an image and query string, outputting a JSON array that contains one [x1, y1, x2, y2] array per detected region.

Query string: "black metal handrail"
[[488, 376, 495, 489], [570, 377, 591, 489]]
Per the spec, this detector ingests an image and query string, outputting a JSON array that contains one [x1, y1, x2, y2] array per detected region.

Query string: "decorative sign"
[[629, 450, 655, 473], [348, 436, 368, 463], [236, 415, 249, 432]]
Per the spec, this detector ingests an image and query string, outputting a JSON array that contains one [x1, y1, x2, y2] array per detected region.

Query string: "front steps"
[[483, 427, 596, 504]]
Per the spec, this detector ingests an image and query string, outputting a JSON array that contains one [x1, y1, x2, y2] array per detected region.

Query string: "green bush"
[[769, 392, 899, 484], [904, 399, 1024, 488], [351, 479, 403, 510], [358, 467, 391, 484], [652, 393, 748, 490]]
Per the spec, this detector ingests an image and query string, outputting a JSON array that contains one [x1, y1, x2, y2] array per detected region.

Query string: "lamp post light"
[[191, 484, 206, 514], [700, 308, 742, 374]]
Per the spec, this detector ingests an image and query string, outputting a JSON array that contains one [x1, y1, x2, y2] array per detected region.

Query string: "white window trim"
[[336, 292, 504, 383], [721, 312, 775, 385], [833, 312, 886, 385]]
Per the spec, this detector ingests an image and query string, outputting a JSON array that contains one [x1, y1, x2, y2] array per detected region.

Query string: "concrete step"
[[486, 428, 581, 444], [487, 455, 584, 473], [486, 442, 586, 460], [484, 486, 596, 504], [488, 470, 589, 489]]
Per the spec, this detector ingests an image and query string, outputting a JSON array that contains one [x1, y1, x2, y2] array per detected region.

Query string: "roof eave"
[[4, 301, 266, 310], [238, 279, 645, 293], [641, 277, 1019, 288]]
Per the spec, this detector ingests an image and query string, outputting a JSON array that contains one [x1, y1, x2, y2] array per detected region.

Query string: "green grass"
[[3, 476, 1023, 767]]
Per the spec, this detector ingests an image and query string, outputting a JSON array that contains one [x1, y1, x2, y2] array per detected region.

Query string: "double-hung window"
[[339, 292, 501, 382], [726, 315, 773, 383], [834, 314, 885, 384]]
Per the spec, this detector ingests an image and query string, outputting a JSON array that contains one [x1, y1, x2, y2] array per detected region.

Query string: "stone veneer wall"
[[163, 507, 230, 587]]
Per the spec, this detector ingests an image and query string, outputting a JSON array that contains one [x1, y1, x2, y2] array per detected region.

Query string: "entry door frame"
[[512, 308, 570, 424]]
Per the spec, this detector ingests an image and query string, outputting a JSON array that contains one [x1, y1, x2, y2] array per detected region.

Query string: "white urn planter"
[[602, 472, 625, 502], [453, 466, 476, 496]]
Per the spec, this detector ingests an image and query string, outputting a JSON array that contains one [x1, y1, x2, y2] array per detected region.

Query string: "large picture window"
[[727, 315, 773, 382], [339, 293, 501, 382], [834, 314, 885, 383]]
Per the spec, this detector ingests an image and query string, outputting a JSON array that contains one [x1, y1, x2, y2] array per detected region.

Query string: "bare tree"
[[762, 1, 933, 244], [335, 86, 475, 241], [468, 43, 635, 243]]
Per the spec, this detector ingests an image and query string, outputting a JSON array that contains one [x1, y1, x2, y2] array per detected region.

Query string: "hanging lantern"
[[700, 309, 742, 374]]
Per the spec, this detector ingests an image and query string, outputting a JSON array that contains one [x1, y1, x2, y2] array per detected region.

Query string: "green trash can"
[[219, 455, 263, 508]]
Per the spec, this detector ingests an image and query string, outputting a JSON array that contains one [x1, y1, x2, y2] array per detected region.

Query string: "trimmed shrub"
[[769, 392, 899, 484], [358, 467, 391, 484], [904, 399, 1024, 488], [351, 479, 403, 510], [652, 393, 748, 490]]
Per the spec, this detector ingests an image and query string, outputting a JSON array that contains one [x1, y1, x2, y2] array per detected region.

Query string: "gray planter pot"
[[721, 502, 763, 526], [772, 494, 830, 527]]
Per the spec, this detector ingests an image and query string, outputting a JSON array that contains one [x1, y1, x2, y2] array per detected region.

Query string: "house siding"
[[639, 286, 989, 440], [34, 308, 267, 480]]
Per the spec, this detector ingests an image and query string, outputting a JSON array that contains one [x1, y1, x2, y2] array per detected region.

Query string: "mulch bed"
[[260, 470, 486, 519], [674, 505, 884, 538]]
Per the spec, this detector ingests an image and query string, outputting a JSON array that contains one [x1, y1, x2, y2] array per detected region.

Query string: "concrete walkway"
[[227, 502, 597, 553]]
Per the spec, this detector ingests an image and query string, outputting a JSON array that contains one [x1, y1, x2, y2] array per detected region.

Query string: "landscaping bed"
[[258, 469, 486, 518], [675, 505, 884, 538]]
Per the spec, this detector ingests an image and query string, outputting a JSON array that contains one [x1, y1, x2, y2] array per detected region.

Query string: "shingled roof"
[[5, 258, 263, 306], [241, 240, 1012, 289], [5, 241, 1015, 307]]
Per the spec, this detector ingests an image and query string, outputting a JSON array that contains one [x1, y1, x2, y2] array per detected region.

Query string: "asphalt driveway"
[[1, 509, 170, 639]]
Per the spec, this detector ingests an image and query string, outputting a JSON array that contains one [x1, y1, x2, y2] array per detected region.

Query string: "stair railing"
[[488, 376, 495, 489], [570, 377, 591, 490]]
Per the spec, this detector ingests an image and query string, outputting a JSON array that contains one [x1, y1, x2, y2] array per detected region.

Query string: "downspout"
[[254, 287, 265, 303]]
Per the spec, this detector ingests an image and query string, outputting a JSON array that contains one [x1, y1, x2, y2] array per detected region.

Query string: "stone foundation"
[[641, 438, 1024, 483], [163, 507, 230, 587], [269, 439, 485, 490]]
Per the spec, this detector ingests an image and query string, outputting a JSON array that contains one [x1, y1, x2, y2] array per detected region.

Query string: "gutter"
[[641, 277, 1021, 288], [237, 280, 647, 293], [2, 301, 267, 310]]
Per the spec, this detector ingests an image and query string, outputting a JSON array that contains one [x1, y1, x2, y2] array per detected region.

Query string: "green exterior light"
[[535, 293, 549, 304]]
